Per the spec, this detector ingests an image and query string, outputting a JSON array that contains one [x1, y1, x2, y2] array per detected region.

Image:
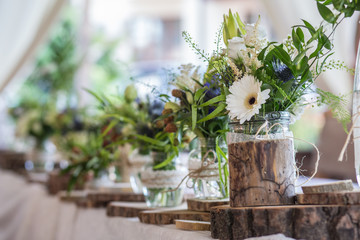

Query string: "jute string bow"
[[166, 149, 223, 192]]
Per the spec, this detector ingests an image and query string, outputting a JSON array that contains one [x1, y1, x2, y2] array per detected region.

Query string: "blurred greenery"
[[290, 108, 325, 151]]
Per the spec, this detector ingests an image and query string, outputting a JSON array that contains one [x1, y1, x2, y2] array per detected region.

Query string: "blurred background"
[[0, 0, 359, 180]]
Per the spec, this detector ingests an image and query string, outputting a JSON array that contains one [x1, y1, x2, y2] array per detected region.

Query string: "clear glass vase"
[[140, 152, 188, 207], [188, 138, 227, 199], [353, 40, 360, 186], [128, 149, 151, 194], [25, 140, 55, 172], [228, 111, 296, 206]]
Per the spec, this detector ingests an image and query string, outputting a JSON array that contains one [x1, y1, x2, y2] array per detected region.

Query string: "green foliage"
[[27, 18, 80, 102], [316, 88, 351, 131], [61, 127, 119, 191], [182, 31, 210, 62]]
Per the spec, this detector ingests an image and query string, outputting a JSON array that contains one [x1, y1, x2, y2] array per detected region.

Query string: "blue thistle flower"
[[273, 60, 294, 83]]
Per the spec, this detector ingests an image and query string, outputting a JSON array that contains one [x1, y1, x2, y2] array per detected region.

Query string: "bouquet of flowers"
[[179, 9, 351, 132]]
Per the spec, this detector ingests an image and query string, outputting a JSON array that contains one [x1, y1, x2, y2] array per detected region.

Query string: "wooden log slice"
[[175, 220, 211, 231], [211, 204, 360, 240], [139, 209, 211, 224], [301, 180, 354, 194], [228, 139, 296, 207], [47, 171, 85, 195], [107, 202, 154, 217], [187, 198, 229, 212], [0, 150, 26, 173], [297, 191, 360, 205], [58, 190, 87, 203], [86, 191, 145, 208]]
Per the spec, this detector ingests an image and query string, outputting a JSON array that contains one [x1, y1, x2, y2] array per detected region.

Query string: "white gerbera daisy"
[[226, 75, 270, 124]]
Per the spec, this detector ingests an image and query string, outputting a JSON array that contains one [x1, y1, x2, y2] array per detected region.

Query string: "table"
[[0, 170, 293, 240]]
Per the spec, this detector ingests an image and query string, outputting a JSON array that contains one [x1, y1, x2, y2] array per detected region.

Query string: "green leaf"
[[198, 94, 225, 107], [191, 104, 197, 130], [321, 33, 332, 50], [235, 12, 246, 35], [296, 27, 305, 43], [153, 152, 176, 169], [257, 42, 276, 60], [194, 88, 207, 103], [135, 134, 168, 147], [332, 0, 345, 11], [197, 103, 226, 123], [292, 28, 301, 51], [317, 2, 336, 23], [273, 45, 292, 66], [100, 120, 118, 138], [273, 84, 294, 104], [302, 19, 316, 35], [101, 113, 136, 125], [85, 88, 106, 107]]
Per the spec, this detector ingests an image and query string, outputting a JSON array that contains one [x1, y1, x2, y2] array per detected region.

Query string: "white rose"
[[227, 37, 245, 60]]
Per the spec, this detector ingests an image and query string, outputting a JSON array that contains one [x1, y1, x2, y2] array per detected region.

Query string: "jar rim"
[[229, 111, 291, 124]]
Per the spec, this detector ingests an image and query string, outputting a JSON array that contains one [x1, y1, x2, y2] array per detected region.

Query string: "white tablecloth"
[[0, 170, 293, 240]]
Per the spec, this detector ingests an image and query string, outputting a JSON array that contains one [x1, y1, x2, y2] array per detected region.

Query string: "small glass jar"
[[188, 138, 227, 199], [140, 152, 188, 207], [127, 149, 151, 194], [228, 111, 296, 207], [25, 140, 55, 172]]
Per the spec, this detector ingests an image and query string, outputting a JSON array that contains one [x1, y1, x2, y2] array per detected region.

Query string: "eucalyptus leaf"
[[317, 2, 336, 23]]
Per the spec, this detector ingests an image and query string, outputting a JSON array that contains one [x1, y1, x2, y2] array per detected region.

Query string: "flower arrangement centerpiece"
[[87, 84, 189, 206], [60, 116, 123, 190], [162, 62, 229, 199], [106, 85, 189, 207], [9, 101, 58, 172], [178, 9, 350, 206]]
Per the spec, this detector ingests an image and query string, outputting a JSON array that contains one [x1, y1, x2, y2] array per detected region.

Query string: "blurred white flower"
[[227, 37, 246, 60], [226, 75, 270, 124], [225, 17, 267, 73], [175, 64, 201, 93]]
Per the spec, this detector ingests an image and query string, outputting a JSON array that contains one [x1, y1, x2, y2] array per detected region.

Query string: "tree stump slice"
[[297, 191, 360, 205], [107, 202, 154, 217], [301, 180, 354, 194], [85, 191, 145, 208], [0, 150, 26, 174], [187, 198, 229, 212], [211, 204, 360, 240], [58, 190, 87, 203], [139, 209, 211, 224], [47, 171, 85, 195], [175, 220, 211, 231], [228, 139, 295, 207]]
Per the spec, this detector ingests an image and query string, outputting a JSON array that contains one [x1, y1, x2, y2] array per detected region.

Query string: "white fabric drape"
[[0, 0, 66, 93], [261, 0, 359, 95]]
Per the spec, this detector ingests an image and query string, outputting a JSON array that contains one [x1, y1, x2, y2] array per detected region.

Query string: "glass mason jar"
[[25, 140, 55, 172], [127, 149, 151, 194], [188, 137, 227, 199], [228, 111, 296, 207], [140, 151, 188, 208], [353, 39, 360, 186]]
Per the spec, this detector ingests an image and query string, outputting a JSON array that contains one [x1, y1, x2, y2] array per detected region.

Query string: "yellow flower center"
[[244, 93, 257, 109]]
